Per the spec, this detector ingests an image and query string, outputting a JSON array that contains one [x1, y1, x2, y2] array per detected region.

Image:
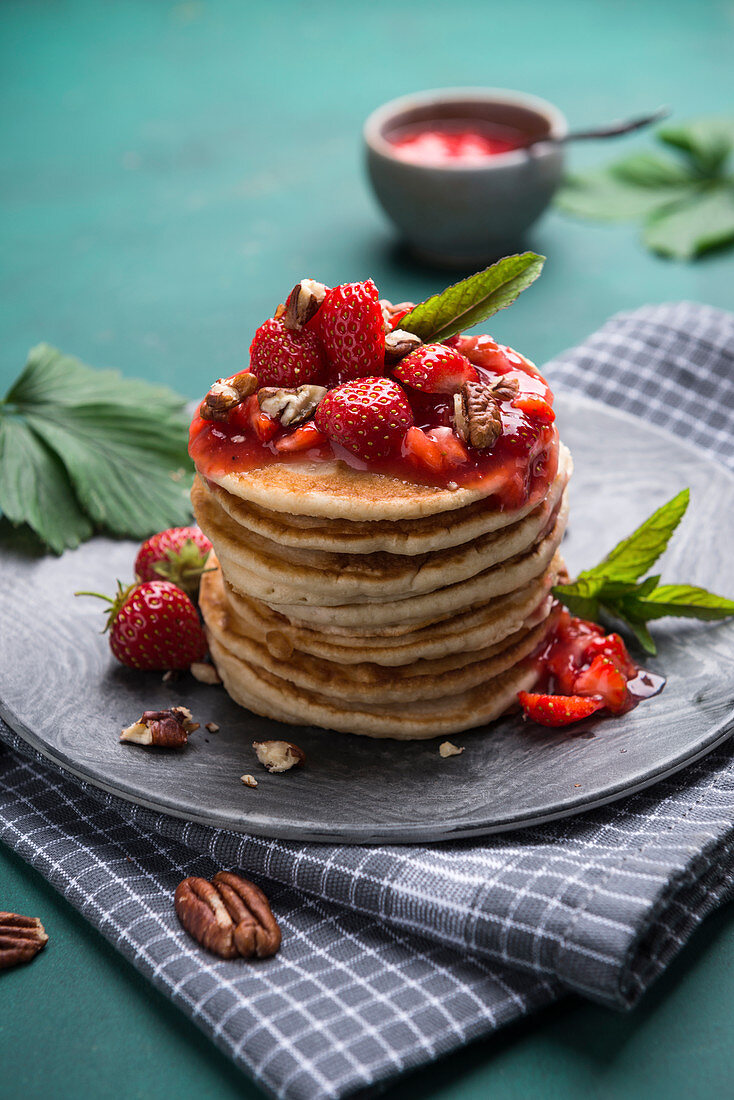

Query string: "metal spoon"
[[521, 106, 670, 149]]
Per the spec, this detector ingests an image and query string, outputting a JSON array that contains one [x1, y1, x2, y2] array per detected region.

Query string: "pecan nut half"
[[253, 740, 305, 773], [0, 912, 49, 970], [384, 329, 422, 364], [257, 384, 327, 427], [120, 706, 199, 747], [283, 279, 328, 331], [200, 371, 258, 421], [174, 872, 281, 959], [490, 376, 520, 401], [453, 381, 503, 450]]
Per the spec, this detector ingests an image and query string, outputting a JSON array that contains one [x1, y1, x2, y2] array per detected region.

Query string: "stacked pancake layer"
[[193, 443, 572, 740]]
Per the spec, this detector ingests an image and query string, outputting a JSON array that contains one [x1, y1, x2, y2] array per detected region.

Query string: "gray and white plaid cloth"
[[1, 302, 733, 1100]]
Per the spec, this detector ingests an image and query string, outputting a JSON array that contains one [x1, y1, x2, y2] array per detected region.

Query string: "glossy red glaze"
[[189, 335, 558, 511], [386, 120, 526, 164]]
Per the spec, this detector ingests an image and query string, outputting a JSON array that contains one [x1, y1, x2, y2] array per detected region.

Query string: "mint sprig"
[[399, 252, 545, 343], [553, 489, 734, 655], [557, 115, 734, 259], [0, 344, 194, 554]]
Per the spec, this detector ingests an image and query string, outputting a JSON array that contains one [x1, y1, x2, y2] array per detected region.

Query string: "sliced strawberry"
[[574, 655, 631, 714], [249, 317, 327, 387], [582, 632, 637, 678], [512, 394, 556, 424], [402, 426, 445, 475], [236, 395, 279, 442], [453, 334, 511, 371], [314, 377, 412, 461], [426, 426, 470, 468], [518, 692, 605, 727], [275, 423, 328, 452], [312, 280, 385, 381], [393, 344, 478, 394]]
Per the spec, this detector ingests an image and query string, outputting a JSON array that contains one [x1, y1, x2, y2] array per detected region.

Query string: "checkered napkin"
[[1, 302, 733, 1100]]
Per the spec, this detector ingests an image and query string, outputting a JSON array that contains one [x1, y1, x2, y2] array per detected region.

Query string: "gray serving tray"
[[1, 394, 733, 843]]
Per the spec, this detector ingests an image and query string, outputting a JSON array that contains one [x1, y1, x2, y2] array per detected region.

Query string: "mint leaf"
[[579, 489, 689, 583], [400, 253, 545, 343], [1, 344, 194, 553], [621, 584, 734, 622], [658, 116, 734, 176], [0, 416, 92, 552], [643, 186, 734, 259], [552, 576, 604, 620], [612, 151, 700, 189], [620, 618, 657, 656]]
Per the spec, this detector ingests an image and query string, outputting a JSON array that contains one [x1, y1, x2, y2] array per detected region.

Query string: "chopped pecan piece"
[[384, 329, 422, 364], [120, 706, 199, 748], [241, 774, 258, 788], [490, 376, 520, 401], [253, 740, 305, 774], [283, 279, 328, 330], [439, 741, 465, 758], [0, 912, 49, 970], [199, 371, 258, 421], [453, 381, 503, 450], [257, 385, 327, 427], [174, 872, 281, 959]]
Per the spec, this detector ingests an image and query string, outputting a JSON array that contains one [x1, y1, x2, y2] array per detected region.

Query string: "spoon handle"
[[524, 106, 670, 148]]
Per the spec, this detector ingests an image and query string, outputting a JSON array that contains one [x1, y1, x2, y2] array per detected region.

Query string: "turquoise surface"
[[1, 1, 733, 1097]]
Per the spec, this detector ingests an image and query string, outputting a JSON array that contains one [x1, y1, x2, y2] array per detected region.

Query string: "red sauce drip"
[[529, 607, 665, 718], [189, 337, 558, 512], [386, 120, 526, 164]]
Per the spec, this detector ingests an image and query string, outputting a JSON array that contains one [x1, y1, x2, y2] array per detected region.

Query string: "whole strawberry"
[[314, 376, 413, 461], [135, 526, 212, 600], [393, 344, 478, 394], [249, 317, 327, 387], [77, 580, 207, 670], [312, 280, 385, 381]]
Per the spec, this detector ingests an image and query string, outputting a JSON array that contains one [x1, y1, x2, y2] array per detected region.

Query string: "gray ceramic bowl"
[[364, 88, 567, 266]]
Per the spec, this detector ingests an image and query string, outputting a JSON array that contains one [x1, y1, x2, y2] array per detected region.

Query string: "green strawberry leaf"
[[658, 116, 734, 177], [579, 489, 689, 583], [556, 165, 696, 222], [0, 416, 92, 553], [643, 185, 734, 259], [1, 344, 194, 553], [399, 253, 545, 343]]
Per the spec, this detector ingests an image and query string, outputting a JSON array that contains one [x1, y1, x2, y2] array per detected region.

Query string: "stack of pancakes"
[[193, 442, 572, 739]]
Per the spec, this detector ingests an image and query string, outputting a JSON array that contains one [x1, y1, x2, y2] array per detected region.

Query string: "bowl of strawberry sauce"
[[364, 88, 567, 265]]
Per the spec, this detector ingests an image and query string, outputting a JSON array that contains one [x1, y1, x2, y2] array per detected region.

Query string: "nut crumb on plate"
[[191, 661, 222, 684], [253, 740, 305, 773], [205, 722, 219, 733], [439, 741, 464, 758], [241, 774, 258, 788]]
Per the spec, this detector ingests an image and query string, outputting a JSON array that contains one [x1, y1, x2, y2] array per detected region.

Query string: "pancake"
[[206, 444, 572, 554], [219, 501, 568, 625], [201, 563, 555, 702], [192, 472, 568, 603], [218, 557, 562, 665], [206, 426, 560, 521], [207, 630, 540, 739]]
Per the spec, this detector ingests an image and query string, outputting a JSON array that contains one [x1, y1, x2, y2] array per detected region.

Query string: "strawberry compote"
[[386, 120, 526, 165], [522, 606, 665, 724], [189, 333, 558, 514]]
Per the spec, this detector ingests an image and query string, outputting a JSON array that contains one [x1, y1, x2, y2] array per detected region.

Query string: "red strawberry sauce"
[[189, 336, 558, 513], [386, 120, 526, 165]]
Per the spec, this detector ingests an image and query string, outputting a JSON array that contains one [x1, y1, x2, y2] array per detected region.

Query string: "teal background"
[[1, 1, 733, 1097]]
